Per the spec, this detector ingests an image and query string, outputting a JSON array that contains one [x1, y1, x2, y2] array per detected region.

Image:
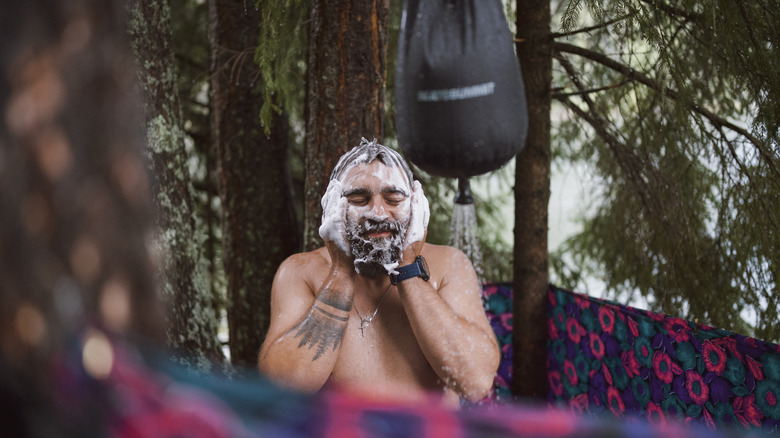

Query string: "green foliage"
[[552, 0, 780, 341], [254, 0, 310, 132]]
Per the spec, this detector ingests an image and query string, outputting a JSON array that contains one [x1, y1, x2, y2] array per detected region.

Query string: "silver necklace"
[[353, 284, 393, 337]]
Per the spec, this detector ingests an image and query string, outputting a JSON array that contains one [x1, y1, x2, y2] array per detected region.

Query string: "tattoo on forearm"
[[287, 291, 351, 361]]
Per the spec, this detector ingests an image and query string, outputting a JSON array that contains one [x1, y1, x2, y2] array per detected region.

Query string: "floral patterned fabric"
[[481, 283, 780, 433], [40, 330, 761, 438], [482, 283, 515, 402]]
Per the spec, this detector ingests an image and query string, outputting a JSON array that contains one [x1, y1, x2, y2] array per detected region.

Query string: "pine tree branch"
[[553, 52, 665, 224], [555, 42, 754, 141], [555, 42, 780, 180], [550, 13, 636, 40], [555, 52, 727, 319], [638, 0, 701, 21], [551, 79, 632, 98], [737, 1, 762, 57], [717, 127, 780, 236]]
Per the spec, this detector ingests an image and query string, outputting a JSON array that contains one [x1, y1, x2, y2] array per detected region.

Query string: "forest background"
[[127, 0, 779, 399]]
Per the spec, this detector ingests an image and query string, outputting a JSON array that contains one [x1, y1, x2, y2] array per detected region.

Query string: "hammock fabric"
[[481, 283, 780, 433], [40, 331, 758, 438], [9, 285, 774, 437]]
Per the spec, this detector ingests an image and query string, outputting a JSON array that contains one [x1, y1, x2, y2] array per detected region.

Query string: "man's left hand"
[[401, 181, 429, 265]]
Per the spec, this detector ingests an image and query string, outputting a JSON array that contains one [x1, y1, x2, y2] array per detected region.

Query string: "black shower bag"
[[395, 0, 528, 178]]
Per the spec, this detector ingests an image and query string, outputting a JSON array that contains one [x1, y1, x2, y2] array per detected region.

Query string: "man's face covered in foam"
[[341, 160, 412, 278]]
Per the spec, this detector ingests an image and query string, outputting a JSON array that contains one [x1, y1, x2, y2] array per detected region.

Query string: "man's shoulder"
[[281, 247, 330, 269], [272, 248, 331, 296], [276, 247, 330, 283], [420, 243, 473, 276], [421, 244, 479, 293], [421, 242, 467, 260]]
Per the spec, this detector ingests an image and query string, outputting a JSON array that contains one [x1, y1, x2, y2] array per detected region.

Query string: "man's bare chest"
[[330, 297, 442, 392]]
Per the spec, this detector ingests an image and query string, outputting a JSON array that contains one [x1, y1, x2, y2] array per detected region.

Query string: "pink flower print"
[[606, 387, 625, 417], [702, 340, 727, 376], [702, 407, 716, 430], [588, 332, 605, 361], [686, 370, 709, 405], [653, 351, 682, 384], [500, 313, 512, 331], [746, 355, 764, 381], [602, 362, 613, 387], [621, 350, 641, 379], [663, 317, 691, 343], [733, 394, 763, 428], [574, 294, 591, 309], [713, 336, 742, 362], [549, 370, 563, 397], [626, 317, 639, 338], [598, 306, 616, 335], [645, 401, 666, 426], [569, 393, 589, 416], [563, 359, 578, 386], [649, 312, 665, 322], [566, 318, 586, 344], [548, 317, 559, 340]]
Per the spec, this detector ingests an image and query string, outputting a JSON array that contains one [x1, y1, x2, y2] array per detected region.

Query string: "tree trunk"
[[303, 0, 389, 251], [208, 0, 300, 368], [512, 0, 552, 399], [128, 0, 223, 366]]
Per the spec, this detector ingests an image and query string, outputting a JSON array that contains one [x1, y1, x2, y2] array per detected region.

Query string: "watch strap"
[[390, 256, 430, 285]]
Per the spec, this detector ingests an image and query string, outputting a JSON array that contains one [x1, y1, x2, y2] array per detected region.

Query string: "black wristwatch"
[[390, 255, 430, 285]]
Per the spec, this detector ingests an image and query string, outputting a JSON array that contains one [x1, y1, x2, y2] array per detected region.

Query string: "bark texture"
[[513, 0, 552, 399], [303, 0, 389, 251], [128, 0, 223, 366], [208, 0, 300, 368]]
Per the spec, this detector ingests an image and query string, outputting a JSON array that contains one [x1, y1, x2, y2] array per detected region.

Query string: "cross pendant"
[[359, 319, 370, 337]]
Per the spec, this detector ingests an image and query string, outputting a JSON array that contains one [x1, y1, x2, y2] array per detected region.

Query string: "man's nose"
[[366, 198, 389, 219]]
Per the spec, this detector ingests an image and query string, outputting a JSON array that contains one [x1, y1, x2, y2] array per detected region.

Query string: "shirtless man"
[[258, 138, 499, 407]]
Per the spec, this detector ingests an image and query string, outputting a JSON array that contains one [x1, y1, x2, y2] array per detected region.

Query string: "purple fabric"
[[46, 332, 757, 438], [481, 283, 780, 433]]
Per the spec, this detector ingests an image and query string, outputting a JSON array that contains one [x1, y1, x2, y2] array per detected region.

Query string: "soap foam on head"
[[319, 138, 430, 268]]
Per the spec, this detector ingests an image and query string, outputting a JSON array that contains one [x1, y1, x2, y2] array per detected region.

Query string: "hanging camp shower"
[[395, 0, 528, 279]]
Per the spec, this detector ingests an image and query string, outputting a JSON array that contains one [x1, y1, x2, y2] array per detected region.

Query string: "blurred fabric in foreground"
[[0, 1, 768, 437]]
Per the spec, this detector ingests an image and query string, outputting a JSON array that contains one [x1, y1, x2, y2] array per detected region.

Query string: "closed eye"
[[343, 188, 371, 206], [382, 187, 408, 206], [384, 195, 405, 206], [346, 195, 369, 206]]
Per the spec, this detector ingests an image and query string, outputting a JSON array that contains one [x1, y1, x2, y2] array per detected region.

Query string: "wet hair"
[[329, 138, 414, 186]]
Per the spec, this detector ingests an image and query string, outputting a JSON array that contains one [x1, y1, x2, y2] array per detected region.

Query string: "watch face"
[[416, 256, 430, 281]]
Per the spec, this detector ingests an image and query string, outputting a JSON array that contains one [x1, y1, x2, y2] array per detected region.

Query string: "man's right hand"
[[319, 179, 354, 270], [325, 233, 355, 274], [319, 178, 355, 273]]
